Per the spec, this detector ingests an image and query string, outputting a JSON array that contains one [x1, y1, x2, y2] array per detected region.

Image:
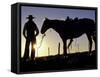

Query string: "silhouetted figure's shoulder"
[[25, 20, 36, 25]]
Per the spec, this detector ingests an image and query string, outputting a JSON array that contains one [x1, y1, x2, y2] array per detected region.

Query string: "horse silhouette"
[[41, 17, 96, 57], [66, 17, 96, 52]]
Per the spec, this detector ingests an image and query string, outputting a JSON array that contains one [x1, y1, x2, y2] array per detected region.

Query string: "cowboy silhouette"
[[23, 15, 39, 60]]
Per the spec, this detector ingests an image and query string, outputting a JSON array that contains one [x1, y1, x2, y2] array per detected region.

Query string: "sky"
[[21, 6, 96, 58]]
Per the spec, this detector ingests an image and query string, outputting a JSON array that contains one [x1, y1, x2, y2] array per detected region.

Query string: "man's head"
[[26, 15, 35, 20]]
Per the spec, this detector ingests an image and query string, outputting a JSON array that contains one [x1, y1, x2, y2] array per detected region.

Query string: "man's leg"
[[31, 40, 36, 60], [23, 39, 30, 60]]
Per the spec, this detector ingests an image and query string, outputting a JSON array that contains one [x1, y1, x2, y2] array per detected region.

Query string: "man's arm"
[[35, 25, 39, 36], [23, 23, 27, 38]]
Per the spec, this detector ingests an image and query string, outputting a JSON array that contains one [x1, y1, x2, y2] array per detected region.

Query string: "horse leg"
[[63, 39, 67, 58], [93, 36, 96, 50], [86, 33, 93, 54], [68, 39, 73, 53], [92, 32, 96, 50]]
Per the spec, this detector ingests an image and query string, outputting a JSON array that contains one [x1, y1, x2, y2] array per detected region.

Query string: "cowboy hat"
[[26, 15, 35, 19]]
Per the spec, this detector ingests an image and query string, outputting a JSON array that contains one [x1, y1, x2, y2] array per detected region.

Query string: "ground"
[[20, 50, 97, 73]]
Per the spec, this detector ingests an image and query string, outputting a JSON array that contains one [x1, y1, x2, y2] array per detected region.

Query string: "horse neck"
[[50, 20, 66, 41], [49, 20, 61, 33]]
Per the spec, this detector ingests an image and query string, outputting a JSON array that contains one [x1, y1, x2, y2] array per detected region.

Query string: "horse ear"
[[45, 17, 49, 20]]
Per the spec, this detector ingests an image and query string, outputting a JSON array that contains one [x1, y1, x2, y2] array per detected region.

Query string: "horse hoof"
[[89, 53, 92, 56], [64, 55, 68, 59]]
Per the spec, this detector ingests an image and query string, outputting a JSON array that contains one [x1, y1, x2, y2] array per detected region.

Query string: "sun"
[[32, 44, 37, 49]]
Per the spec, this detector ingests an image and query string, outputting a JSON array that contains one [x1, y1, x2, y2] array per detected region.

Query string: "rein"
[[37, 33, 46, 51]]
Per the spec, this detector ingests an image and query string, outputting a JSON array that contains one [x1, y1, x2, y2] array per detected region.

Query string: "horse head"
[[41, 17, 50, 34]]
